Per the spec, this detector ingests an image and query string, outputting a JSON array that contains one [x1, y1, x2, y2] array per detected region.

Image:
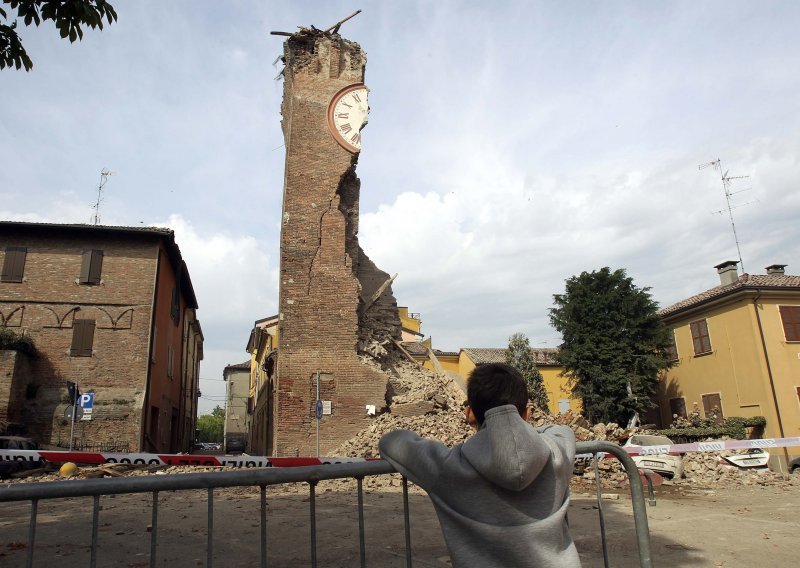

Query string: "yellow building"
[[245, 314, 278, 454], [398, 307, 424, 342], [658, 262, 800, 467], [458, 348, 581, 415]]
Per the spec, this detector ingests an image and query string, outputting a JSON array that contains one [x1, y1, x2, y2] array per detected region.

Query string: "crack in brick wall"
[[273, 30, 401, 456]]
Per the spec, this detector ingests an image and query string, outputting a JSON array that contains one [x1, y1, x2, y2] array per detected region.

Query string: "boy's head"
[[466, 363, 529, 426]]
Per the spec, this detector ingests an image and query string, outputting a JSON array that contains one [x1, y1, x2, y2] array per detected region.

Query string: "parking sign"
[[79, 393, 94, 421]]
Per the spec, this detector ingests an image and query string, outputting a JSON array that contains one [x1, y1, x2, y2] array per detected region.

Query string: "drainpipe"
[[752, 288, 789, 469]]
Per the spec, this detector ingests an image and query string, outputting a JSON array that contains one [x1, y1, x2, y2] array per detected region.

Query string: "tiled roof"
[[660, 273, 800, 317], [225, 360, 252, 371], [0, 220, 173, 236], [462, 347, 560, 366], [400, 341, 428, 356]]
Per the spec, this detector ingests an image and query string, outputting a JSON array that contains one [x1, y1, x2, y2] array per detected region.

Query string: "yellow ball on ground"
[[59, 462, 78, 477]]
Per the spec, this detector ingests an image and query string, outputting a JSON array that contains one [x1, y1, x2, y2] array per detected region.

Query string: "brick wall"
[[0, 226, 200, 451], [274, 31, 400, 456]]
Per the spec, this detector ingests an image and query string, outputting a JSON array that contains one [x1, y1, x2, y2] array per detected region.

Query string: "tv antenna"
[[698, 158, 753, 274], [92, 168, 114, 225]]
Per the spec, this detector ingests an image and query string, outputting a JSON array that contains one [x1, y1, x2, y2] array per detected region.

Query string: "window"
[[689, 319, 712, 355], [665, 330, 678, 361], [70, 319, 96, 357], [779, 306, 800, 342], [170, 286, 180, 326], [669, 397, 687, 419], [1, 246, 27, 282], [80, 249, 104, 284], [702, 393, 724, 424]]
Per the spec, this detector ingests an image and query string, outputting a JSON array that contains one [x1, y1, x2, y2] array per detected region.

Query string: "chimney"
[[714, 260, 739, 286], [765, 264, 787, 275]]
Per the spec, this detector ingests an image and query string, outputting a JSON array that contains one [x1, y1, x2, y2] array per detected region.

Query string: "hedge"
[[655, 416, 766, 441]]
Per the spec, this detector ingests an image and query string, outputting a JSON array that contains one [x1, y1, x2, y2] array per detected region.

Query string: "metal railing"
[[0, 441, 652, 568]]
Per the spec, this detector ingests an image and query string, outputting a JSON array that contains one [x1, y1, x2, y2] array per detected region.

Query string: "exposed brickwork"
[[274, 31, 400, 456], [0, 224, 202, 451]]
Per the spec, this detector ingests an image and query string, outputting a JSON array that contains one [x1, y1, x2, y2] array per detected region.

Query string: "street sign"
[[66, 381, 79, 404], [64, 405, 84, 421], [315, 399, 323, 420], [322, 400, 332, 415], [79, 393, 94, 421]]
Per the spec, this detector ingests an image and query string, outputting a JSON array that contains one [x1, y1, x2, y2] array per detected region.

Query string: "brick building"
[[274, 30, 401, 455], [0, 222, 203, 452]]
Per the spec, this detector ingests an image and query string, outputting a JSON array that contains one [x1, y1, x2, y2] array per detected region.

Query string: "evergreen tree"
[[505, 332, 549, 411], [549, 267, 674, 425]]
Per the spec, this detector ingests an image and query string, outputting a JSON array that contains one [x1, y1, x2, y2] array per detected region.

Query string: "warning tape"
[[576, 436, 800, 459], [0, 450, 376, 468], [2, 436, 798, 469]]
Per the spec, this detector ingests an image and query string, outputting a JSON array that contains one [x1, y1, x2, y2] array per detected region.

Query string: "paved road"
[[1, 479, 797, 566]]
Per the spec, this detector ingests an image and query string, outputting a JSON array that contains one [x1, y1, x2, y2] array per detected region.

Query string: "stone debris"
[[4, 353, 797, 490]]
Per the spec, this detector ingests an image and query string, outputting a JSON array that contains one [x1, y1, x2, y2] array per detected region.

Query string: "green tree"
[[196, 405, 224, 443], [1, 0, 117, 71], [505, 332, 549, 412], [549, 267, 674, 425]]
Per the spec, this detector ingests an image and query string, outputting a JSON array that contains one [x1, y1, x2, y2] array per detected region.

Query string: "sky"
[[2, 1, 799, 414]]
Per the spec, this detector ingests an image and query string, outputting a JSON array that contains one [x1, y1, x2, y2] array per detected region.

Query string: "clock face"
[[327, 84, 369, 153]]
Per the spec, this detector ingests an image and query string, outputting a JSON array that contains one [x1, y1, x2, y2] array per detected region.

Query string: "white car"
[[720, 448, 770, 469], [624, 434, 685, 479]]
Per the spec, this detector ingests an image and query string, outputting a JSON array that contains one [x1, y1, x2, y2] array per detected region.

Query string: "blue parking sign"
[[79, 393, 94, 421]]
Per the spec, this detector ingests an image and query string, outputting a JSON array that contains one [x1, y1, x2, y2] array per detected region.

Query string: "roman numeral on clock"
[[339, 123, 352, 134]]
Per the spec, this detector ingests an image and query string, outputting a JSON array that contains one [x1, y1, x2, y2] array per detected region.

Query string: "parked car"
[[720, 448, 770, 469], [0, 436, 42, 478], [624, 434, 685, 479], [225, 437, 246, 454], [790, 456, 800, 475]]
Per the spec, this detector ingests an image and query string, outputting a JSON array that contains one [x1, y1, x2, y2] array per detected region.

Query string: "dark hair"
[[466, 363, 528, 425]]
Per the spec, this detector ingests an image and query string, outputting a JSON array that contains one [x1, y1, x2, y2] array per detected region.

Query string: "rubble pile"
[[336, 353, 632, 457], [679, 452, 798, 486], [332, 409, 472, 457]]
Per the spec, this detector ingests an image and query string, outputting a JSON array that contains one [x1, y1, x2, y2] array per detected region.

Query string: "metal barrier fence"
[[0, 441, 652, 568]]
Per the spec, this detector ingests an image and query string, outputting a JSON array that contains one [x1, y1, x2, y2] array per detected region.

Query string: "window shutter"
[[665, 330, 678, 361], [70, 319, 96, 357], [702, 393, 723, 422], [690, 319, 711, 355], [170, 286, 180, 326], [88, 250, 103, 283], [779, 306, 800, 342], [2, 246, 27, 282], [80, 250, 104, 284]]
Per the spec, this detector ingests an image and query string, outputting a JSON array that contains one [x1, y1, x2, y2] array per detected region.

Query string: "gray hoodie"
[[379, 404, 581, 568]]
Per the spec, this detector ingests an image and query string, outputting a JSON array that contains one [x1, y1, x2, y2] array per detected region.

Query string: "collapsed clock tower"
[[273, 28, 401, 456]]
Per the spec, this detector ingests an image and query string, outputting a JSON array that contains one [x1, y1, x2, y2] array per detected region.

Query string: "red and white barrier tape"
[[2, 436, 798, 469], [0, 450, 376, 468], [577, 436, 800, 459]]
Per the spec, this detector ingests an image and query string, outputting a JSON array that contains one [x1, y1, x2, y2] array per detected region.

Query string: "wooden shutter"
[[80, 250, 104, 284], [690, 319, 712, 355], [779, 306, 800, 342], [1, 246, 27, 282], [70, 319, 96, 357], [702, 393, 724, 423], [170, 286, 180, 326], [665, 330, 678, 361]]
